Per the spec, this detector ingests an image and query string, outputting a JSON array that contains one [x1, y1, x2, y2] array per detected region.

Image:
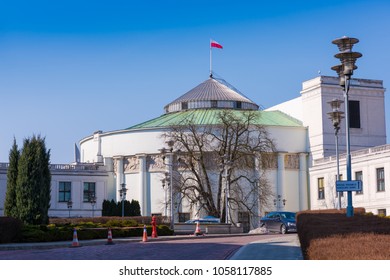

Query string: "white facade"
[[310, 144, 390, 214], [269, 75, 388, 214], [0, 162, 113, 218], [77, 124, 309, 224], [268, 76, 386, 160]]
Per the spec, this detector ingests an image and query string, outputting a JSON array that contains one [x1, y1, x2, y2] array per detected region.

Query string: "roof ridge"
[[127, 109, 303, 130], [264, 110, 303, 125]]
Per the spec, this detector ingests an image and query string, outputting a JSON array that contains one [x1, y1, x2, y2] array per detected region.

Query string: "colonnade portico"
[[111, 151, 309, 219]]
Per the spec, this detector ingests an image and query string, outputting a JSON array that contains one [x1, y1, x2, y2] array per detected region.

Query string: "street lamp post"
[[90, 194, 97, 218], [327, 99, 345, 210], [224, 164, 229, 224], [331, 36, 362, 217], [159, 140, 175, 230], [67, 200, 73, 218], [119, 183, 127, 217], [273, 195, 286, 210], [161, 178, 169, 217]]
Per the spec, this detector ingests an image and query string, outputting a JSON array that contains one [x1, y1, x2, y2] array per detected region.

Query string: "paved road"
[[230, 234, 302, 260], [0, 234, 301, 260]]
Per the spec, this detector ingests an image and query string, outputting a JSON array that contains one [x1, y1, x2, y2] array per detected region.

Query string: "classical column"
[[137, 154, 149, 216], [253, 154, 261, 228], [277, 152, 286, 211], [299, 153, 309, 210], [165, 153, 176, 223], [114, 156, 124, 202]]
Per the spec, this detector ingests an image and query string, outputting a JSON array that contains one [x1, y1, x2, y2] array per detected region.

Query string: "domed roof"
[[128, 109, 303, 130], [164, 77, 259, 113]]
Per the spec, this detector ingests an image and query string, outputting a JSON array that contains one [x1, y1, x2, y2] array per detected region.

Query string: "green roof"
[[128, 109, 302, 130]]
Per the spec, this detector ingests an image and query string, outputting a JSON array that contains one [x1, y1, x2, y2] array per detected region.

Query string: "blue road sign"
[[336, 180, 362, 192]]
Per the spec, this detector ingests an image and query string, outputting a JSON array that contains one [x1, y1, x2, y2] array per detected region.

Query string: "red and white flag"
[[210, 40, 223, 49]]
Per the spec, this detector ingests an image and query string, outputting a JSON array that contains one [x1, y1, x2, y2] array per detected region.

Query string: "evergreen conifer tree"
[[15, 135, 51, 225], [4, 138, 20, 218], [130, 199, 141, 216]]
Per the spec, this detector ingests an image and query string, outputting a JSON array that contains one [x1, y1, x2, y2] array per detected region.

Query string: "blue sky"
[[1, 0, 390, 163]]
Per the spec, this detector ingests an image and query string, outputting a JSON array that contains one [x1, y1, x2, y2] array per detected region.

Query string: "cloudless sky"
[[1, 0, 390, 163]]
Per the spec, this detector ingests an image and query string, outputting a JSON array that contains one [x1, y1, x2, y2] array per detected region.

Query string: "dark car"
[[260, 211, 297, 234]]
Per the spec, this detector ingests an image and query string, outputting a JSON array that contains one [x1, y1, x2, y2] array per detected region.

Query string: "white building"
[[0, 74, 389, 225], [269, 76, 388, 214], [78, 77, 309, 228]]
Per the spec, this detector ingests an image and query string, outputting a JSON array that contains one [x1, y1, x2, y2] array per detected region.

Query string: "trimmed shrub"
[[0, 217, 23, 243], [102, 199, 141, 217], [297, 208, 390, 260], [104, 219, 138, 228], [50, 216, 170, 227], [17, 219, 173, 243]]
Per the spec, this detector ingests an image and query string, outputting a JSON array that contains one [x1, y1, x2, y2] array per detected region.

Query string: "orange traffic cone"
[[142, 225, 148, 242], [194, 221, 203, 236], [106, 227, 114, 245], [71, 228, 81, 247]]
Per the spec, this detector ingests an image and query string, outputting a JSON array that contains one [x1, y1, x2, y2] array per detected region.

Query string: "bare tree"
[[161, 110, 275, 223], [326, 174, 346, 209]]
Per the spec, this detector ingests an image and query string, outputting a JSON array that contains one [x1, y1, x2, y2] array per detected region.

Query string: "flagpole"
[[210, 39, 212, 77]]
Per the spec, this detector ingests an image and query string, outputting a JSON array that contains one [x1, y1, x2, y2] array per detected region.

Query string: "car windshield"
[[280, 212, 295, 219]]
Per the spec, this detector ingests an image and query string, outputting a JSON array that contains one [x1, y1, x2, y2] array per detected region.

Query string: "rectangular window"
[[378, 209, 387, 216], [349, 100, 361, 128], [83, 182, 96, 202], [355, 171, 363, 195], [376, 168, 385, 192], [59, 182, 71, 202], [211, 100, 218, 108], [335, 174, 344, 197], [178, 212, 190, 223], [318, 177, 325, 200], [181, 102, 188, 110], [235, 101, 242, 109]]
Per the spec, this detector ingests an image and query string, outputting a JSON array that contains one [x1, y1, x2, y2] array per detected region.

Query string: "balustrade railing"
[[0, 162, 102, 171], [314, 144, 390, 165]]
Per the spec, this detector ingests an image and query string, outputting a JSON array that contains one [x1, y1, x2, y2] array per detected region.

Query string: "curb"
[[0, 233, 266, 251]]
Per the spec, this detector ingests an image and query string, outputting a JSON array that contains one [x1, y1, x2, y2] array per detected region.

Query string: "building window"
[[235, 101, 242, 109], [59, 181, 71, 202], [335, 174, 344, 197], [349, 100, 361, 128], [355, 171, 363, 195], [181, 102, 188, 110], [178, 212, 190, 222], [318, 177, 325, 200], [83, 182, 96, 202], [378, 209, 387, 216], [376, 168, 385, 192], [211, 100, 218, 108]]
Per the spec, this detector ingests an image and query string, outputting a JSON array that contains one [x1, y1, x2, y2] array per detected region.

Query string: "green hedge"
[[18, 224, 173, 243], [1, 216, 173, 244]]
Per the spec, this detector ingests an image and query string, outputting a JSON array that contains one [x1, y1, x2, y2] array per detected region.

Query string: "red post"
[[151, 216, 158, 238]]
